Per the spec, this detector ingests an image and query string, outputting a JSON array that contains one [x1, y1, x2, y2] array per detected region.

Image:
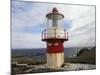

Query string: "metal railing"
[[42, 29, 68, 40]]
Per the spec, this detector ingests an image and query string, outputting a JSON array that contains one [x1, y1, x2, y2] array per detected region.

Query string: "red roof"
[[52, 7, 59, 13]]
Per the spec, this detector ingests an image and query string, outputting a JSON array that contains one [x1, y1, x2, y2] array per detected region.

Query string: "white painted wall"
[[46, 27, 66, 38], [47, 53, 64, 68]]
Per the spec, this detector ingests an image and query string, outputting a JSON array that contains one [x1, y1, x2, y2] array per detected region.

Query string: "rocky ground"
[[11, 63, 96, 74], [11, 47, 96, 74]]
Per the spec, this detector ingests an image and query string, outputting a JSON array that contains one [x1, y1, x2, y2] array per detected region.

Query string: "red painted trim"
[[47, 42, 64, 53], [52, 8, 59, 13]]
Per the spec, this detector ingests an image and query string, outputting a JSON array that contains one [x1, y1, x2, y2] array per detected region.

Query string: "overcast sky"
[[11, 0, 96, 49]]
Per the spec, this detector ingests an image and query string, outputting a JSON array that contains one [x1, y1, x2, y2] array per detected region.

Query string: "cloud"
[[12, 32, 46, 48], [64, 6, 96, 47], [11, 0, 95, 48]]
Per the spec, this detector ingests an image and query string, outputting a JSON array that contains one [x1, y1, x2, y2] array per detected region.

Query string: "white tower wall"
[[47, 53, 64, 68]]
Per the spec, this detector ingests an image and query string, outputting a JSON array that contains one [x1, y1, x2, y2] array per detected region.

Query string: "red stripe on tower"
[[47, 42, 64, 53]]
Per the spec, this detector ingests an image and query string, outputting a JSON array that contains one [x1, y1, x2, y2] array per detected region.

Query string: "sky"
[[11, 0, 96, 49]]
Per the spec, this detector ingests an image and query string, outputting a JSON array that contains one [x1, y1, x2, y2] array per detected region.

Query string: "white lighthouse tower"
[[42, 8, 68, 68]]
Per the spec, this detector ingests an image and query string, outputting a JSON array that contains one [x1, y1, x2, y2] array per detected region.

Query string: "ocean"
[[11, 47, 92, 57]]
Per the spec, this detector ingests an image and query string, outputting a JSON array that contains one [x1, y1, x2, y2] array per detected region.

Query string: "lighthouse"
[[42, 8, 68, 68]]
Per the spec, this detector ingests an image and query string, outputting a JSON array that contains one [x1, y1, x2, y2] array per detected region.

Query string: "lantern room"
[[46, 8, 64, 28], [42, 8, 68, 41]]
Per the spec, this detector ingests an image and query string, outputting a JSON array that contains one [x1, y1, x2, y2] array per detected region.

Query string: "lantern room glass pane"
[[47, 19, 63, 28]]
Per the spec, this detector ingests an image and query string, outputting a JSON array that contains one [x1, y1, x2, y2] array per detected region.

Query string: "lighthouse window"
[[54, 43, 58, 46], [57, 20, 63, 28], [48, 43, 52, 46], [46, 13, 64, 28], [47, 19, 63, 28], [47, 19, 52, 28]]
